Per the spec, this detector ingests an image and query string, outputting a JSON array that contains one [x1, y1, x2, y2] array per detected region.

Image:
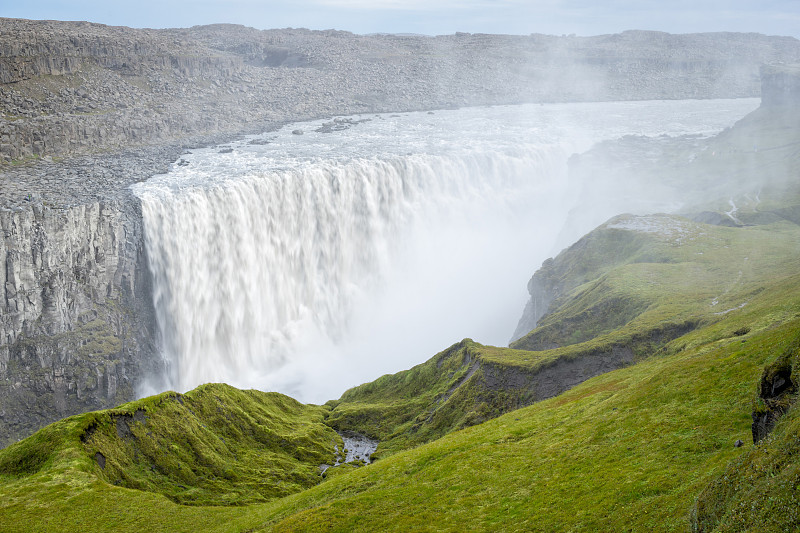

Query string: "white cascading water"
[[132, 100, 760, 402]]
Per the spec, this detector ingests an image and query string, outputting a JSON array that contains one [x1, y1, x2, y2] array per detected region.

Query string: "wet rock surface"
[[320, 431, 379, 475], [337, 430, 378, 464]]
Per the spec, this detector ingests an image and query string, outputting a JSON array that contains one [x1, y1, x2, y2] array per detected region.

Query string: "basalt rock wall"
[[0, 194, 160, 446]]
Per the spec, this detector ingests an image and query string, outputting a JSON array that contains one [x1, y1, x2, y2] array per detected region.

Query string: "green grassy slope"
[[0, 224, 798, 531], [255, 294, 800, 531], [4, 209, 797, 531], [509, 224, 660, 351], [3, 276, 799, 532], [511, 213, 798, 352], [0, 383, 343, 531], [329, 214, 800, 457], [79, 383, 341, 505]]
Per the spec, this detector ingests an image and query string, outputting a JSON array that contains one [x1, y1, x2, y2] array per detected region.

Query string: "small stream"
[[336, 431, 379, 464], [320, 431, 379, 475]]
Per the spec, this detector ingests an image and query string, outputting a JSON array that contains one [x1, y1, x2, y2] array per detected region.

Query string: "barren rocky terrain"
[[2, 20, 800, 205]]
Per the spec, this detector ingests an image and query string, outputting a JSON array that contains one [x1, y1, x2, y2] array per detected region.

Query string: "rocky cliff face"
[[0, 194, 160, 446], [509, 260, 560, 344]]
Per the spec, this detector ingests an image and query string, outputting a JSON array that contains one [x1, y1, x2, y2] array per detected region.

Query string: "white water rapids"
[[132, 99, 759, 403]]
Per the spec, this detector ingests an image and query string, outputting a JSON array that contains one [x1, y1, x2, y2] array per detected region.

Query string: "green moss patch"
[[82, 384, 341, 505], [0, 383, 341, 510]]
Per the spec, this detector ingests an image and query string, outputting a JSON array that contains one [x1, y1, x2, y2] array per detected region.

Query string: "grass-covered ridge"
[[513, 213, 800, 352], [0, 383, 342, 509], [324, 212, 800, 458], [3, 300, 800, 531], [325, 339, 544, 457], [255, 290, 800, 531]]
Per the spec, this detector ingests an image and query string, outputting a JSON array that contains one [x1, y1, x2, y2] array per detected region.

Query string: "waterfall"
[[134, 144, 569, 399], [132, 100, 761, 401]]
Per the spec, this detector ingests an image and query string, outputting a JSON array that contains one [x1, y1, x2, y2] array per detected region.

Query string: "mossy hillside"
[[326, 339, 547, 457], [508, 214, 800, 371], [692, 337, 800, 532], [0, 397, 259, 533], [253, 294, 800, 532], [515, 224, 659, 349], [521, 285, 649, 349], [326, 339, 484, 455], [511, 223, 675, 351], [0, 406, 291, 533], [328, 330, 682, 460], [510, 214, 800, 365], [329, 215, 800, 457], [514, 213, 800, 351], [0, 383, 342, 511], [2, 269, 800, 531]]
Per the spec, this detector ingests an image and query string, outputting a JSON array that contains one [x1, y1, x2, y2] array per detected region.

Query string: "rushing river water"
[[132, 99, 759, 402]]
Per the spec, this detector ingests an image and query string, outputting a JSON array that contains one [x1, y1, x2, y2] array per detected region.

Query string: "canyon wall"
[[0, 196, 160, 445]]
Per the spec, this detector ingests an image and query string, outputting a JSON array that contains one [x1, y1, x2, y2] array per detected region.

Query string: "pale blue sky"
[[3, 0, 800, 38]]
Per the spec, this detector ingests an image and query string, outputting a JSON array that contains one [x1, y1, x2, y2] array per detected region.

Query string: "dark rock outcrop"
[[480, 343, 635, 402], [751, 352, 797, 443]]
